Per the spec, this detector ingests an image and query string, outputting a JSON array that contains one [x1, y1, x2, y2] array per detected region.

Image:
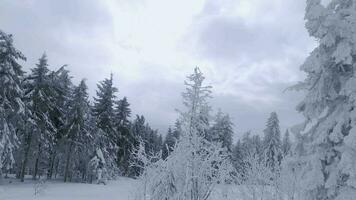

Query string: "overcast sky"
[[0, 0, 317, 141]]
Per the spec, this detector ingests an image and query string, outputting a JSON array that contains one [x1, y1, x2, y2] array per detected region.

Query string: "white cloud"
[[0, 0, 315, 135]]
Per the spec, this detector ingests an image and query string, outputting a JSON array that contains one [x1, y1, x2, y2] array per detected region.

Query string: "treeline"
[[0, 29, 163, 182], [0, 28, 291, 186], [0, 29, 236, 183], [232, 112, 292, 179]]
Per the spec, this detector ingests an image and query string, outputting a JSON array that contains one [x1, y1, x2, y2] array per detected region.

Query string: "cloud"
[[0, 0, 316, 138], [180, 0, 316, 134]]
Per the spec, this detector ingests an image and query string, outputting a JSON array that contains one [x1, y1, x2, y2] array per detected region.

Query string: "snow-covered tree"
[[136, 67, 233, 200], [288, 1, 356, 199], [263, 112, 282, 171], [93, 74, 119, 177], [210, 110, 234, 152], [239, 151, 280, 200], [22, 54, 58, 180], [232, 140, 245, 177], [93, 74, 117, 137], [63, 79, 90, 182], [0, 30, 26, 178], [282, 130, 292, 157], [162, 127, 176, 159], [47, 66, 73, 179], [129, 115, 147, 176], [115, 97, 131, 128], [182, 68, 212, 141], [115, 97, 132, 175]]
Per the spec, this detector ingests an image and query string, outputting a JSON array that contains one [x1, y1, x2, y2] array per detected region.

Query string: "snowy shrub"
[[237, 151, 279, 200]]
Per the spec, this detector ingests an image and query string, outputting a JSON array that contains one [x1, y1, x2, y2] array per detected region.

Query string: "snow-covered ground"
[[0, 177, 272, 200], [0, 177, 138, 200]]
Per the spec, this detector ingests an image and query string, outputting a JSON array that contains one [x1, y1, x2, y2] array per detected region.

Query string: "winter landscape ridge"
[[2, 0, 356, 200]]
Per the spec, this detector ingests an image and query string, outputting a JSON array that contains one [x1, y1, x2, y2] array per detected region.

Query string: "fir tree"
[[47, 66, 73, 179], [22, 54, 58, 180], [289, 1, 356, 199], [63, 79, 90, 182], [263, 112, 282, 171], [93, 74, 117, 136], [210, 110, 233, 152], [136, 67, 233, 200], [0, 30, 26, 178], [115, 97, 132, 176], [282, 130, 291, 157], [162, 127, 176, 159], [92, 74, 119, 177]]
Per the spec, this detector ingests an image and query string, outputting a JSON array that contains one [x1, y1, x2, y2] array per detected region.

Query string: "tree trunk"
[[54, 158, 60, 178], [64, 142, 73, 182], [47, 150, 56, 179], [20, 131, 32, 182], [33, 143, 42, 180]]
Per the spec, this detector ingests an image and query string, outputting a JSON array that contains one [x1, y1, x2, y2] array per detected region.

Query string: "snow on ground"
[[0, 177, 270, 200], [0, 177, 138, 200]]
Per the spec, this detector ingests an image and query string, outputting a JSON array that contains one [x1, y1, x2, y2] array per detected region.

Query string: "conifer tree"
[[210, 110, 233, 152], [47, 66, 73, 179], [282, 130, 291, 157], [263, 112, 282, 171], [63, 79, 90, 182], [115, 97, 132, 175], [93, 74, 119, 177], [290, 1, 356, 199], [136, 67, 232, 200], [162, 127, 176, 159], [0, 30, 26, 178], [22, 54, 58, 180]]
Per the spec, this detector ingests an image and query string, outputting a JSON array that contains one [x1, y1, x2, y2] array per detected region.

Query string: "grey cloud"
[[0, 0, 314, 139], [211, 82, 305, 141], [181, 0, 314, 139], [0, 0, 114, 94], [188, 9, 312, 66]]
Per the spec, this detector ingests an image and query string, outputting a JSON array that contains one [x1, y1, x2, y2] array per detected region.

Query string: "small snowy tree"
[[162, 127, 176, 159], [239, 152, 278, 200], [263, 112, 282, 171], [282, 130, 292, 157]]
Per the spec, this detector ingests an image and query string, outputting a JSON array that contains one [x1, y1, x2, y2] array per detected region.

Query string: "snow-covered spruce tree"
[[210, 110, 233, 152], [288, 0, 356, 199], [232, 140, 245, 179], [162, 121, 181, 160], [22, 54, 58, 180], [144, 125, 162, 156], [136, 67, 233, 200], [115, 97, 131, 128], [282, 129, 292, 157], [162, 127, 176, 159], [232, 132, 263, 180], [47, 66, 73, 179], [115, 97, 133, 176], [92, 74, 119, 178], [63, 79, 90, 182], [263, 112, 282, 171], [0, 30, 26, 179]]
